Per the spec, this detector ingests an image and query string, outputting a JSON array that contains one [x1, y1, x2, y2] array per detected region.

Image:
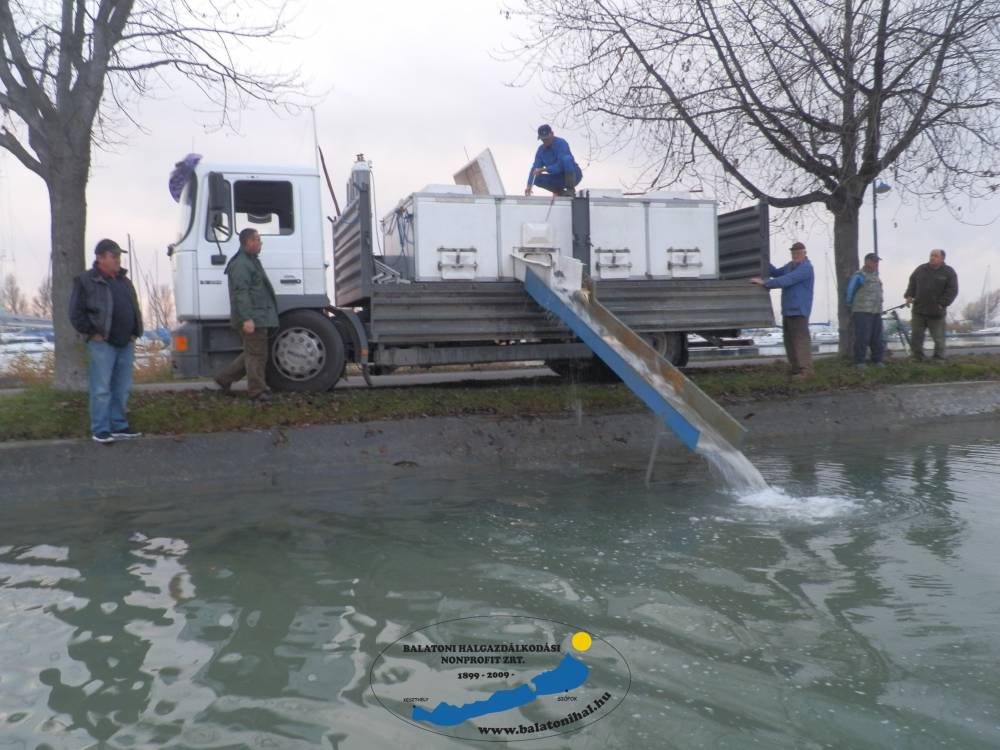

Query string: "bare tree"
[[510, 0, 1000, 351], [962, 287, 1000, 328], [31, 272, 53, 319], [0, 0, 302, 389], [143, 276, 175, 331], [1, 273, 26, 313]]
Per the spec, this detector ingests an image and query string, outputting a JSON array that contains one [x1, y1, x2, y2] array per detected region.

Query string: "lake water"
[[2, 421, 999, 748]]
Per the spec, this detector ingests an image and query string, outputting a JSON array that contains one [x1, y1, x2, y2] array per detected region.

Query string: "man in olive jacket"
[[215, 228, 279, 400], [904, 248, 958, 361]]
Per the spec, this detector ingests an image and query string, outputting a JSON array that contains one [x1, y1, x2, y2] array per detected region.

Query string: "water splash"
[[695, 432, 769, 494], [734, 486, 857, 521]]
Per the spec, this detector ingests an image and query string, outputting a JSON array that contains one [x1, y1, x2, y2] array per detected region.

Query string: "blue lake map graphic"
[[412, 653, 590, 727]]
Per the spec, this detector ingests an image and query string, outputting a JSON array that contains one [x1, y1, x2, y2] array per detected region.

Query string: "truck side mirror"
[[207, 172, 232, 242], [208, 172, 230, 211]]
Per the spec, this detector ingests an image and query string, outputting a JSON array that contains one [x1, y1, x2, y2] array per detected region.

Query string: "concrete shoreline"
[[4, 380, 999, 502]]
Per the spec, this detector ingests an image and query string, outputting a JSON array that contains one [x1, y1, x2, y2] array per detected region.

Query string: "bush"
[[0, 342, 173, 387], [0, 351, 55, 385]]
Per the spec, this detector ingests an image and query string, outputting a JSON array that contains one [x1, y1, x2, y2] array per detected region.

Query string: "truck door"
[[198, 173, 304, 317], [717, 201, 770, 279]]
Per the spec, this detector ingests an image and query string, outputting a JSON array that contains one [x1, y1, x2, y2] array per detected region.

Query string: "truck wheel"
[[267, 310, 346, 392], [648, 332, 689, 367]]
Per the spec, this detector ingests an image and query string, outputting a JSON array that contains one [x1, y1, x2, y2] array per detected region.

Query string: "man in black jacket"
[[69, 239, 144, 443], [904, 248, 958, 361]]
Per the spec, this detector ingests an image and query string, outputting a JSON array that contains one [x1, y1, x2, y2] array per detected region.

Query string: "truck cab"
[[170, 162, 348, 391]]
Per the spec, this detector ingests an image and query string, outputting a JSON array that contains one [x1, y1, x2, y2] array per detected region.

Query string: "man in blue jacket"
[[524, 124, 583, 197], [751, 241, 815, 377]]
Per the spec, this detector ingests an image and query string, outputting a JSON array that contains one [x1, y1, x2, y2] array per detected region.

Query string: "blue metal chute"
[[522, 266, 746, 453]]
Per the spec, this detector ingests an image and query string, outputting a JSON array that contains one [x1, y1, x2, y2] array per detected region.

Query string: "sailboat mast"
[[983, 265, 992, 329]]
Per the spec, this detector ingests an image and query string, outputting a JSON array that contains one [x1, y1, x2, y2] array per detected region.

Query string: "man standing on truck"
[[524, 124, 583, 197], [214, 228, 278, 401], [904, 248, 958, 361], [846, 253, 885, 369], [751, 241, 815, 378], [69, 239, 144, 444]]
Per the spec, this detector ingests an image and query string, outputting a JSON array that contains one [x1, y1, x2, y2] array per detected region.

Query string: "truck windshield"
[[176, 178, 197, 242]]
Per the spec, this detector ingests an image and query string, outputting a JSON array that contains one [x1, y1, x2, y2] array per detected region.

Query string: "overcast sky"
[[0, 1, 997, 325]]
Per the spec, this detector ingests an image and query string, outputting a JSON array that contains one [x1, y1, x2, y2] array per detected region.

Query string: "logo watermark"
[[369, 615, 630, 742]]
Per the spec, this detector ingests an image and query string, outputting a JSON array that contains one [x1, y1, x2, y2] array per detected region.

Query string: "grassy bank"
[[3, 354, 1000, 442]]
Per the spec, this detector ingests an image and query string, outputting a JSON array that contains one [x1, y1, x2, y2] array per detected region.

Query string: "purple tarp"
[[169, 153, 202, 202]]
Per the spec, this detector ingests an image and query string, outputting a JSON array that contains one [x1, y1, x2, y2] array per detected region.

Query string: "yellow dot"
[[571, 631, 592, 652]]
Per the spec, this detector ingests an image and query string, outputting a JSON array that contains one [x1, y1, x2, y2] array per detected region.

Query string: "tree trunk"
[[830, 201, 862, 359], [48, 171, 89, 391]]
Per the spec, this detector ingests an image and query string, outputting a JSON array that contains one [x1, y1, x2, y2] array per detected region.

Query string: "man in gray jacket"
[[69, 239, 144, 444], [214, 228, 279, 400], [904, 249, 958, 361], [845, 253, 884, 368]]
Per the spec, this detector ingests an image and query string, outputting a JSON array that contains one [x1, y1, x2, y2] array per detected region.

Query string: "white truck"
[[168, 152, 774, 390]]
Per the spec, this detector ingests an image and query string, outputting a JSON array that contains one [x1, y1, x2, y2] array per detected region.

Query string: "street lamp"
[[872, 179, 891, 257]]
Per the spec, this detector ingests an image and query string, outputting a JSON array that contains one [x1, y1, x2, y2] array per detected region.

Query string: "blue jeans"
[[852, 312, 884, 364], [87, 339, 135, 435], [534, 163, 582, 194]]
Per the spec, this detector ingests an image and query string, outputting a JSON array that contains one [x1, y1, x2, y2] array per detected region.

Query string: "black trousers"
[[852, 312, 884, 364]]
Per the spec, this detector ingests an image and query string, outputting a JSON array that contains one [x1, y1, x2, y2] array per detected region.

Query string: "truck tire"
[[648, 332, 689, 367], [267, 310, 346, 392]]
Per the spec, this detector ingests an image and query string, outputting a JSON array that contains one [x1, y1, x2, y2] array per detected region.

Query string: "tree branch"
[[0, 125, 42, 175]]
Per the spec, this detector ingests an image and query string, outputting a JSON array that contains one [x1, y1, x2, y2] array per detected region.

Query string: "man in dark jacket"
[[69, 239, 144, 444], [751, 241, 815, 377], [904, 248, 958, 361], [215, 228, 278, 400]]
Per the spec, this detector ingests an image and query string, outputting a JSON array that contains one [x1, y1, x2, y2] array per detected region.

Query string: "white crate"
[[590, 199, 646, 278], [647, 201, 718, 277], [499, 198, 574, 279], [381, 192, 720, 282], [382, 192, 500, 281]]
